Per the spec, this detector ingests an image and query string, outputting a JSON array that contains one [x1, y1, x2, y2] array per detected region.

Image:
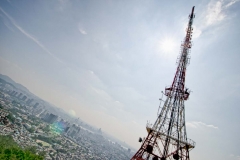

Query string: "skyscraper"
[[13, 92, 18, 97], [67, 124, 81, 138], [10, 91, 15, 95], [17, 93, 22, 99], [26, 99, 34, 105], [33, 103, 39, 108], [44, 113, 58, 124], [21, 95, 27, 101]]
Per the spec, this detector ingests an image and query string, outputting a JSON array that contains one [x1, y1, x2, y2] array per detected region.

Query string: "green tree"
[[37, 142, 43, 147], [0, 135, 44, 160], [0, 135, 18, 149], [42, 125, 51, 133], [7, 113, 15, 123], [57, 148, 67, 153], [38, 151, 46, 157], [3, 148, 11, 159], [28, 127, 35, 133], [25, 146, 37, 154]]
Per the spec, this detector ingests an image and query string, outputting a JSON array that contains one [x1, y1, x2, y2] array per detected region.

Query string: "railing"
[[146, 122, 152, 129], [186, 138, 196, 148], [145, 122, 196, 148]]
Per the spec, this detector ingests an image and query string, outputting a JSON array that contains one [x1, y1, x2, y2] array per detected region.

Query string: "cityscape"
[[0, 0, 240, 160], [0, 74, 133, 160]]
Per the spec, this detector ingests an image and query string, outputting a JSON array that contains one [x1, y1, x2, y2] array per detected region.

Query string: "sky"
[[0, 0, 240, 159]]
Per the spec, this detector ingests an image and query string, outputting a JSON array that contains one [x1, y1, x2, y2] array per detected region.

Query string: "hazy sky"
[[0, 0, 240, 159]]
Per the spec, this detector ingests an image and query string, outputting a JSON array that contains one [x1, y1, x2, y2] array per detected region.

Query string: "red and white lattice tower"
[[131, 6, 196, 160]]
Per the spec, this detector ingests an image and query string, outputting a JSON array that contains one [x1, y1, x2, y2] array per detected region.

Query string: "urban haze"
[[0, 0, 240, 160]]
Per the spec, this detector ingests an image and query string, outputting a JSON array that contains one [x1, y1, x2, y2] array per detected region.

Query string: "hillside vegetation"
[[0, 135, 44, 160]]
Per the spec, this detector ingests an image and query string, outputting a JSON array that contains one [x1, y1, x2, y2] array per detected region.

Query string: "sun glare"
[[68, 109, 76, 117], [160, 38, 176, 53]]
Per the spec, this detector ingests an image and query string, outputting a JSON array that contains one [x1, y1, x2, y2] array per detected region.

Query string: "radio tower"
[[131, 6, 196, 160]]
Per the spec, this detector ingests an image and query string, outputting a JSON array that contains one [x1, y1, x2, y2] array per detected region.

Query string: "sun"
[[68, 109, 76, 117], [159, 38, 176, 53]]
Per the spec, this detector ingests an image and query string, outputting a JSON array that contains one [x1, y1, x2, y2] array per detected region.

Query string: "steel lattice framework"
[[131, 6, 196, 160]]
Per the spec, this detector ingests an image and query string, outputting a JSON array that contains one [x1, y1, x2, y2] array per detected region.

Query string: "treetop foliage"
[[0, 135, 44, 160]]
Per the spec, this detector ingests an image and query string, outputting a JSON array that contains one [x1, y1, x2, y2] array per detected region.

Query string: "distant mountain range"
[[0, 74, 68, 118], [0, 74, 29, 93]]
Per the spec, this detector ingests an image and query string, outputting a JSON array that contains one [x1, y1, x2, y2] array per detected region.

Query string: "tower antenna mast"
[[131, 6, 196, 160]]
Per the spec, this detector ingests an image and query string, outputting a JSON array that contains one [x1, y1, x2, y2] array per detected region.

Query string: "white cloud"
[[205, 0, 239, 26], [79, 28, 87, 35], [186, 121, 218, 129], [90, 86, 112, 101], [225, 0, 240, 8], [186, 122, 197, 128], [193, 0, 239, 39], [0, 7, 64, 64], [78, 26, 87, 35], [192, 25, 202, 39], [206, 1, 226, 26]]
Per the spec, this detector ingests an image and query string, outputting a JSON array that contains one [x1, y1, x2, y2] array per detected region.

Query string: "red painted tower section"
[[131, 6, 196, 160]]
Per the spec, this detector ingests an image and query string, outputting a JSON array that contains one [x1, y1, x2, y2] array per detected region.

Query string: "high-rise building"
[[13, 92, 18, 97], [69, 130, 77, 137], [21, 95, 27, 101], [17, 93, 22, 99], [56, 119, 68, 132], [26, 99, 34, 105], [33, 103, 39, 108], [32, 107, 44, 116], [49, 114, 58, 124], [64, 126, 70, 133], [43, 113, 50, 121], [44, 113, 58, 124], [10, 91, 15, 95], [39, 110, 47, 118], [67, 124, 81, 138]]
